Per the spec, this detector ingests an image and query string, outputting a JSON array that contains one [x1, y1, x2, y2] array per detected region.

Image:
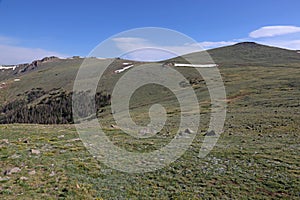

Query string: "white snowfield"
[[114, 64, 134, 73], [174, 63, 218, 68], [0, 65, 17, 70]]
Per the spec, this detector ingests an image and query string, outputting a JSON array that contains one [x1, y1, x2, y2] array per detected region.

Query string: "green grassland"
[[0, 43, 300, 199]]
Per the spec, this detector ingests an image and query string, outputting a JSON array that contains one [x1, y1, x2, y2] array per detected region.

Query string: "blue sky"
[[1, 0, 300, 64]]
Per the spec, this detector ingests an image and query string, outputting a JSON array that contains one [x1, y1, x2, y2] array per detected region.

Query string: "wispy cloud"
[[3, 25, 299, 64], [112, 37, 242, 61], [194, 26, 300, 51], [0, 44, 67, 65], [0, 35, 20, 45], [112, 25, 300, 62], [195, 41, 237, 49], [247, 25, 300, 50], [112, 37, 206, 61], [249, 26, 300, 38], [0, 35, 67, 65], [113, 37, 202, 54]]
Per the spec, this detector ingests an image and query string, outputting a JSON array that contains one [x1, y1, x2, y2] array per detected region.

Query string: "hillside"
[[208, 42, 300, 66], [0, 42, 299, 199], [0, 42, 300, 124], [169, 42, 300, 67]]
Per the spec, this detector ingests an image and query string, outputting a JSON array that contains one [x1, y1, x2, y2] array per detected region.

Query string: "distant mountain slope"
[[1, 42, 300, 124], [208, 42, 300, 66], [0, 56, 62, 82], [169, 42, 300, 67]]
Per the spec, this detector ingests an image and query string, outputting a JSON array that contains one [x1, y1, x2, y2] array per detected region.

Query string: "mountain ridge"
[[1, 42, 300, 68], [0, 41, 300, 124], [207, 42, 300, 66]]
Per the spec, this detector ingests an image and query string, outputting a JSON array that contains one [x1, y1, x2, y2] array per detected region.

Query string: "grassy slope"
[[0, 58, 147, 104], [208, 42, 300, 67], [1, 42, 300, 102], [0, 43, 300, 199]]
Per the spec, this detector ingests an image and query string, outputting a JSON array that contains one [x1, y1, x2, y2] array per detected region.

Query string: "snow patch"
[[174, 63, 218, 68], [115, 65, 134, 73], [0, 65, 17, 70]]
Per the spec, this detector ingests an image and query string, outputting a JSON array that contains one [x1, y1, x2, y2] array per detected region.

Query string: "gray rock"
[[20, 176, 28, 181], [0, 177, 10, 182], [110, 124, 120, 129], [184, 128, 195, 134], [10, 154, 21, 159], [60, 150, 67, 154], [4, 167, 21, 175], [57, 135, 65, 139], [28, 170, 36, 175], [205, 130, 216, 136], [68, 138, 81, 142], [49, 171, 55, 177], [0, 139, 9, 144], [30, 149, 40, 155]]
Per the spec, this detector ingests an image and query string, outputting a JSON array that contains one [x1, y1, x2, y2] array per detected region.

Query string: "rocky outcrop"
[[17, 56, 59, 74]]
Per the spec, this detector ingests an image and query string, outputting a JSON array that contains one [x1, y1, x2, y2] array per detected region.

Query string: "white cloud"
[[112, 37, 150, 52], [247, 25, 300, 50], [195, 41, 237, 49], [249, 26, 300, 38], [0, 44, 67, 65], [0, 35, 67, 65], [112, 37, 205, 61], [112, 37, 242, 61], [113, 37, 233, 61], [0, 35, 19, 45], [121, 48, 178, 62], [113, 37, 148, 44]]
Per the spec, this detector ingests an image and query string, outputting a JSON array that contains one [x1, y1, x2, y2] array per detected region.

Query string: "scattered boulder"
[[184, 128, 195, 134], [49, 171, 55, 177], [30, 149, 40, 155], [0, 139, 9, 144], [0, 177, 10, 182], [139, 128, 155, 136], [178, 128, 195, 137], [10, 154, 21, 159], [57, 135, 65, 139], [23, 139, 29, 143], [205, 130, 216, 136], [4, 167, 21, 175], [179, 80, 190, 88], [19, 176, 28, 181], [110, 124, 120, 129], [68, 138, 81, 142], [28, 170, 36, 175]]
